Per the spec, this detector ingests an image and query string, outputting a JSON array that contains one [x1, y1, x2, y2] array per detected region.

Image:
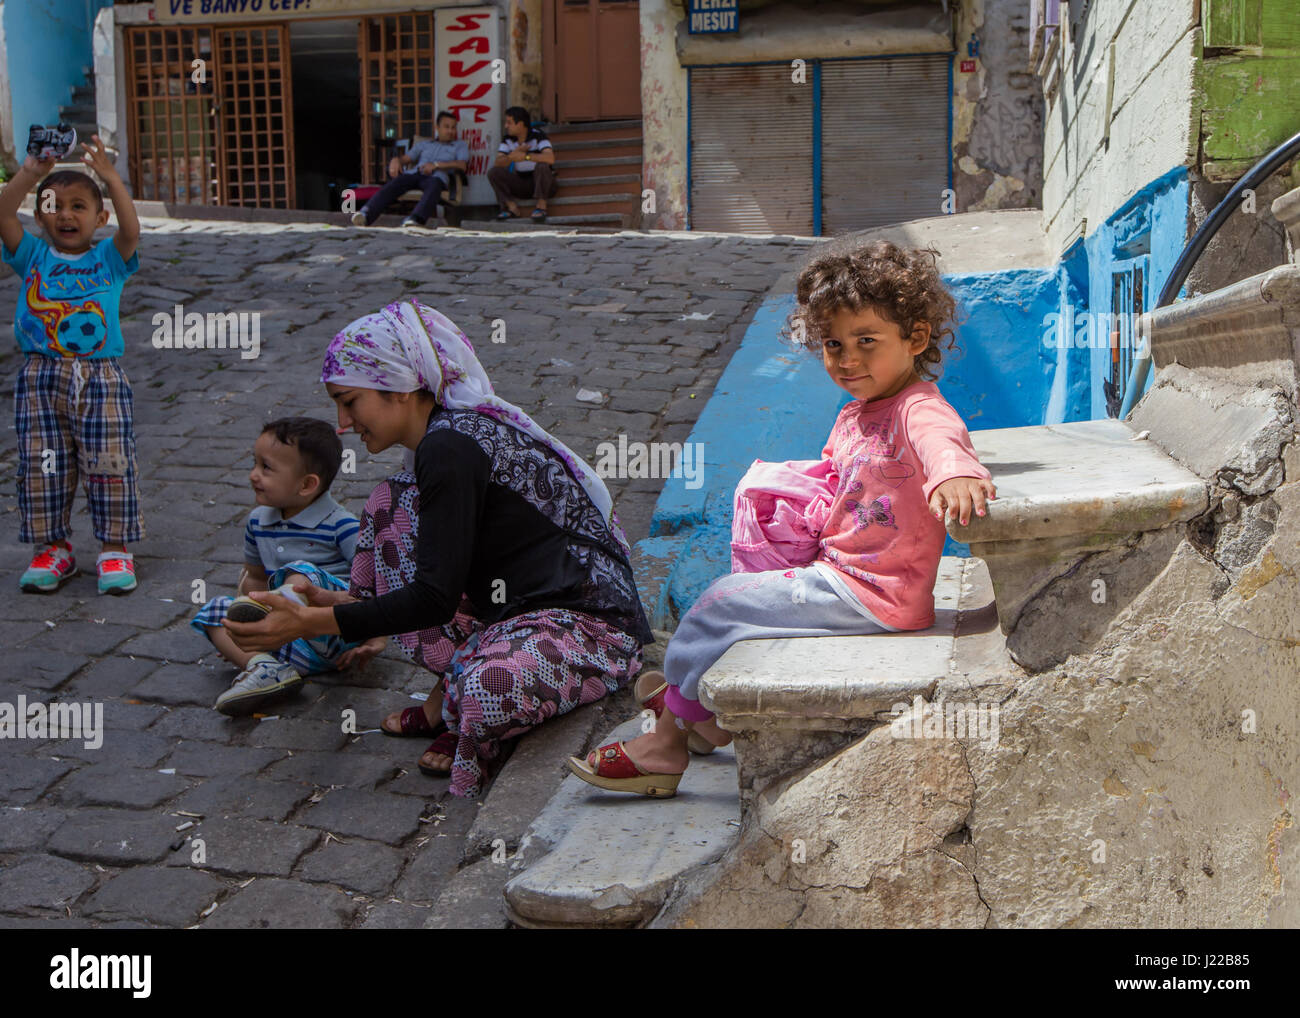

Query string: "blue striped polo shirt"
[[243, 492, 360, 581]]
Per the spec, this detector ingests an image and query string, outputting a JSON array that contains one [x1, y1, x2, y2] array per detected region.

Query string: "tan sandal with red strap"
[[634, 670, 717, 756], [566, 741, 683, 798]]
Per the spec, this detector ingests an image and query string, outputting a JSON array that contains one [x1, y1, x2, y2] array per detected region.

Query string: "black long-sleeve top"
[[333, 408, 652, 646]]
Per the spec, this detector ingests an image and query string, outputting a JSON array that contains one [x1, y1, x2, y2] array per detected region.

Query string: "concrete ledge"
[[1271, 186, 1300, 264], [950, 419, 1208, 546], [699, 556, 964, 733], [698, 558, 1007, 804], [1141, 263, 1300, 397], [502, 718, 740, 928]]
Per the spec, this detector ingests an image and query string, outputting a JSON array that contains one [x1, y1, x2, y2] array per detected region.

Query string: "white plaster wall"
[[640, 0, 687, 231], [0, 4, 14, 169], [1042, 0, 1198, 255]]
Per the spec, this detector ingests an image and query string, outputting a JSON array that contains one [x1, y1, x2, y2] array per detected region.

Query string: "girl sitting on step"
[[568, 240, 997, 798]]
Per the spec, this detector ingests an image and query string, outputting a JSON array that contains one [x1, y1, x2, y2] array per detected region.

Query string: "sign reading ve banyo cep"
[[155, 0, 356, 18]]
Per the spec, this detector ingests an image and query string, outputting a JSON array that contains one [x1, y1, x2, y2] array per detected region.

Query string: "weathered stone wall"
[[952, 0, 1043, 213]]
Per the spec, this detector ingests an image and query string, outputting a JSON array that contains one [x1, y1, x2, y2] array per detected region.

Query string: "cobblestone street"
[[0, 218, 806, 928]]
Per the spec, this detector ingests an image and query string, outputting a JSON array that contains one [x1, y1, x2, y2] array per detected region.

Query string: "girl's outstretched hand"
[[930, 476, 997, 527]]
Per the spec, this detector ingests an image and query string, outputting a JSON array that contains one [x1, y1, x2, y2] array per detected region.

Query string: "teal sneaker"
[[97, 552, 137, 595], [214, 654, 304, 716], [20, 543, 76, 593]]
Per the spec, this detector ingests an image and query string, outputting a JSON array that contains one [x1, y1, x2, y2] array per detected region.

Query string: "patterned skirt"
[[351, 473, 643, 797]]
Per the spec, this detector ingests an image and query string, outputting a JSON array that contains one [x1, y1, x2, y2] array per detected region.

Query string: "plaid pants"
[[14, 354, 144, 545]]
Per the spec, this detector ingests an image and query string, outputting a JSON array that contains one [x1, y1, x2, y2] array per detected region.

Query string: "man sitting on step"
[[487, 106, 557, 223], [351, 110, 469, 228]]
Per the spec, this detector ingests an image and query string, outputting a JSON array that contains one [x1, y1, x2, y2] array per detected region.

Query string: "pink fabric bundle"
[[730, 458, 839, 573]]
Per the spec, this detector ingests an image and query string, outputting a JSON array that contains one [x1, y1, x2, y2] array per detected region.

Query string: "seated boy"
[[191, 417, 381, 715]]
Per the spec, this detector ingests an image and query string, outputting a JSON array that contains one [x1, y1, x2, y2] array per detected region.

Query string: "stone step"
[[557, 154, 644, 171], [503, 716, 741, 928], [554, 174, 642, 196], [955, 419, 1207, 546], [1139, 262, 1300, 400], [700, 556, 981, 803], [542, 118, 643, 135], [946, 419, 1212, 670], [1271, 185, 1300, 263]]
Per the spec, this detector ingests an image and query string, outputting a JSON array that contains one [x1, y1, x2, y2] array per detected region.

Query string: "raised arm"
[[0, 155, 54, 255], [82, 136, 139, 262]]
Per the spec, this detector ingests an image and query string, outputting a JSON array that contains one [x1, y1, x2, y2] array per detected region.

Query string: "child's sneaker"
[[226, 583, 308, 623], [20, 543, 76, 593], [214, 654, 304, 716], [97, 551, 137, 595]]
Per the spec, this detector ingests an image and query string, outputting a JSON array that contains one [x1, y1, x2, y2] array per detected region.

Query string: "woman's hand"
[[284, 577, 356, 608], [336, 636, 388, 670], [224, 591, 311, 653], [929, 476, 997, 527]]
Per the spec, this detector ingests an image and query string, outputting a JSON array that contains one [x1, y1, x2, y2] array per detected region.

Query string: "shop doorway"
[[290, 19, 361, 210], [545, 0, 641, 122]]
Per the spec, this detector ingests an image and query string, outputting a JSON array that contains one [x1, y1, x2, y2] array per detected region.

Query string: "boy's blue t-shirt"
[[2, 231, 139, 358]]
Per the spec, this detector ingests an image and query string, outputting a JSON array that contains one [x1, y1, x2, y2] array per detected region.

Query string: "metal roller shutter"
[[820, 55, 950, 234], [689, 65, 814, 235]]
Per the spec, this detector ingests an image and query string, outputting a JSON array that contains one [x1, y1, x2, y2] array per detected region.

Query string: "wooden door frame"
[[542, 0, 558, 122]]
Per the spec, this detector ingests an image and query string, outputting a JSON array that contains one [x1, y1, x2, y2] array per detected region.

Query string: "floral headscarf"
[[321, 300, 630, 554]]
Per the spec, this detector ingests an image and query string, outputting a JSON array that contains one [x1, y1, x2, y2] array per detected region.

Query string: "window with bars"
[[1104, 260, 1145, 418], [125, 26, 217, 205], [125, 24, 295, 209], [359, 12, 437, 185]]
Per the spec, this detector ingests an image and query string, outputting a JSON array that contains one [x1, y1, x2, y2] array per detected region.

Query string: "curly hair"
[[784, 240, 961, 381]]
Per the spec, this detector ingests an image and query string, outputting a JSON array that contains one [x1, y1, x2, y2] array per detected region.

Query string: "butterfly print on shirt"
[[848, 495, 898, 531]]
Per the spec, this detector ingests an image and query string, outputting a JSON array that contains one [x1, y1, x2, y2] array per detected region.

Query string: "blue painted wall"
[[1081, 165, 1191, 417], [4, 1, 110, 160]]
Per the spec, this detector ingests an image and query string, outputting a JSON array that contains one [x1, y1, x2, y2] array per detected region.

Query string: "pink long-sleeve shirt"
[[816, 380, 990, 631]]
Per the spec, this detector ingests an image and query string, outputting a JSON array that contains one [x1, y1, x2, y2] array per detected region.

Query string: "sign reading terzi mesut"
[[435, 8, 503, 207], [154, 0, 442, 22], [688, 0, 739, 34]]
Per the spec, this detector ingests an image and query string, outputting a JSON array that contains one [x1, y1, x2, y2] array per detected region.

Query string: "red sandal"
[[567, 741, 683, 798], [382, 705, 442, 738], [418, 729, 458, 777], [634, 671, 718, 756]]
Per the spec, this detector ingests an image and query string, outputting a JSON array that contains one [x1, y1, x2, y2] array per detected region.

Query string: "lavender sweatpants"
[[662, 563, 895, 720]]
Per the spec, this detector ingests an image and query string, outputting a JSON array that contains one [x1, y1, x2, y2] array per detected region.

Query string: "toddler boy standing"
[[0, 135, 143, 594]]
